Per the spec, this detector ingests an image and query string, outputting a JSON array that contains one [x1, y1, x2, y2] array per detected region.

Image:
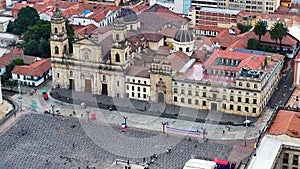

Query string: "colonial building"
[[51, 5, 283, 117]]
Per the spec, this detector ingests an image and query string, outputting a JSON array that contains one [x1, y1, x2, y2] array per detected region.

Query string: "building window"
[[186, 47, 189, 52], [138, 80, 141, 83], [188, 99, 192, 104], [132, 86, 134, 91], [230, 96, 234, 101], [245, 98, 249, 103], [252, 108, 256, 113], [181, 98, 184, 103], [54, 27, 58, 33], [254, 84, 258, 88], [143, 94, 146, 98], [195, 100, 199, 105], [116, 93, 119, 97], [181, 89, 185, 94], [174, 96, 177, 102], [202, 101, 206, 106], [132, 79, 135, 83], [253, 99, 257, 104], [179, 47, 183, 51], [188, 90, 192, 95], [115, 53, 120, 62], [237, 106, 241, 111], [246, 83, 250, 87], [55, 46, 59, 54], [238, 97, 241, 102], [144, 81, 147, 84], [143, 88, 146, 92], [103, 75, 106, 81], [195, 91, 199, 96], [57, 73, 59, 78], [222, 104, 226, 109], [213, 94, 217, 98], [174, 88, 178, 93], [126, 85, 129, 90], [230, 104, 234, 110], [283, 153, 289, 164], [293, 155, 299, 165], [117, 81, 119, 86], [132, 92, 134, 97], [245, 107, 249, 112], [138, 93, 140, 98], [223, 95, 226, 100], [70, 71, 73, 77], [203, 92, 206, 97], [239, 82, 242, 86], [137, 87, 140, 91]]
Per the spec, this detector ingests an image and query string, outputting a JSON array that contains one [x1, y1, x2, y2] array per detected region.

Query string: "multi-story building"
[[191, 0, 281, 14], [51, 5, 283, 117], [149, 0, 192, 14]]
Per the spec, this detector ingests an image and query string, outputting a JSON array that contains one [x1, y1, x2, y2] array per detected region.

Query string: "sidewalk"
[[8, 87, 270, 141]]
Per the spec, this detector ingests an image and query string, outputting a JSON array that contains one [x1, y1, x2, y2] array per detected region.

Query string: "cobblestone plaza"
[[0, 113, 252, 168]]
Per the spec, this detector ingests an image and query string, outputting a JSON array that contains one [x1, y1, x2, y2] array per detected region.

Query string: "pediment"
[[74, 38, 99, 46]]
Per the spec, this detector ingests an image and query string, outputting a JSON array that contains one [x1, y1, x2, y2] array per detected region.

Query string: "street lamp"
[[123, 116, 128, 128], [161, 122, 167, 134], [51, 104, 55, 116]]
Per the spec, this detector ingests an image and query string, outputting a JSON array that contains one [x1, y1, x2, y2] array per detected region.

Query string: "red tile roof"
[[203, 50, 266, 72], [74, 24, 98, 37], [143, 33, 164, 42], [0, 49, 36, 68], [168, 51, 189, 72], [268, 109, 300, 138], [12, 58, 51, 77], [12, 3, 29, 10], [132, 4, 148, 13]]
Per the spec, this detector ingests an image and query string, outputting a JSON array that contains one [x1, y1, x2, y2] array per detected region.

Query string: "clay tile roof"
[[11, 58, 51, 77], [75, 24, 98, 36], [268, 110, 300, 138], [161, 27, 179, 38], [132, 4, 148, 13], [0, 48, 36, 68], [13, 3, 29, 10], [126, 65, 149, 78], [143, 33, 164, 42], [167, 51, 189, 72], [92, 26, 112, 35]]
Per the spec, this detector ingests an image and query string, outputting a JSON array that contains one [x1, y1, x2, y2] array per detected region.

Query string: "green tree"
[[237, 23, 252, 34], [38, 39, 50, 58], [24, 40, 40, 56], [253, 20, 267, 45], [66, 21, 74, 53], [23, 20, 51, 42], [270, 21, 289, 51], [247, 38, 259, 50], [13, 58, 25, 65], [11, 6, 39, 35]]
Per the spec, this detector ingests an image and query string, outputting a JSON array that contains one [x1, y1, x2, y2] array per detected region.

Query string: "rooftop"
[[198, 7, 240, 15], [11, 58, 51, 77]]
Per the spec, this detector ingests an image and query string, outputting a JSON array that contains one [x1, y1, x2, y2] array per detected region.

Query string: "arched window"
[[246, 83, 250, 87], [115, 53, 120, 62], [84, 52, 89, 60], [70, 71, 73, 77], [55, 46, 59, 54], [254, 84, 258, 88], [116, 34, 119, 41], [103, 75, 106, 81], [125, 53, 128, 60], [186, 47, 190, 52], [64, 45, 67, 54], [62, 26, 65, 32], [54, 27, 58, 33], [239, 82, 242, 86]]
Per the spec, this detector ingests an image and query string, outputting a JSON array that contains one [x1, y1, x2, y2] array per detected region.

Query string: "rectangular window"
[[238, 97, 241, 102], [203, 101, 206, 106], [195, 91, 199, 96], [188, 99, 192, 104], [195, 100, 199, 105], [230, 105, 234, 110], [223, 95, 226, 100], [143, 94, 146, 98], [253, 108, 256, 113], [283, 153, 289, 164], [174, 88, 178, 93], [181, 98, 185, 103], [117, 81, 119, 86], [245, 98, 249, 103], [230, 96, 234, 101], [174, 96, 177, 102], [126, 85, 129, 90], [116, 93, 119, 97], [222, 104, 226, 109], [237, 106, 241, 111], [245, 107, 249, 112], [132, 86, 134, 91], [203, 92, 206, 97], [57, 73, 59, 78], [213, 94, 217, 98], [132, 92, 134, 97], [253, 99, 257, 104], [137, 87, 140, 92], [293, 155, 299, 165], [143, 88, 146, 92], [181, 89, 185, 94], [138, 93, 140, 98], [188, 90, 192, 95]]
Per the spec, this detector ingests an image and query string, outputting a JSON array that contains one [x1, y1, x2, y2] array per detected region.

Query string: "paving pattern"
[[0, 113, 252, 169]]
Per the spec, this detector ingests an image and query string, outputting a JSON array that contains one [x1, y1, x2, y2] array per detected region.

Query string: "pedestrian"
[[73, 143, 75, 148], [73, 110, 76, 115]]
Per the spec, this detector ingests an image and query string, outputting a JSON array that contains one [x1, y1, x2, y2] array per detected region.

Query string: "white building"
[[149, 0, 191, 14], [12, 58, 52, 87]]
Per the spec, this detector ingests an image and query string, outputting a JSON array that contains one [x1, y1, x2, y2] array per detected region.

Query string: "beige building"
[[51, 5, 283, 117]]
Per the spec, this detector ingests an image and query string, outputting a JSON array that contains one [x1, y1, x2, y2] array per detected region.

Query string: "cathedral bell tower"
[[110, 17, 130, 66], [50, 4, 69, 58]]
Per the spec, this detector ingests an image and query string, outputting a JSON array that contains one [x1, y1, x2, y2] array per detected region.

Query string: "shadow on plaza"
[[50, 88, 257, 126]]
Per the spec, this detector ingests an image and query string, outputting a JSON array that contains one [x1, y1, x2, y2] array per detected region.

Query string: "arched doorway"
[[157, 92, 164, 102]]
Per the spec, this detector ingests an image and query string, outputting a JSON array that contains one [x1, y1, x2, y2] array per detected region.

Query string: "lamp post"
[[161, 122, 167, 134], [51, 104, 55, 116], [18, 80, 22, 111], [123, 116, 128, 128]]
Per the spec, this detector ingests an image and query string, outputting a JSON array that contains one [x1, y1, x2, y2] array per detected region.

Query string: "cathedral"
[[50, 5, 283, 117]]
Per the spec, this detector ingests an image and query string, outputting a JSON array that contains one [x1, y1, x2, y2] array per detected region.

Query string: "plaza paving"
[[0, 113, 252, 169]]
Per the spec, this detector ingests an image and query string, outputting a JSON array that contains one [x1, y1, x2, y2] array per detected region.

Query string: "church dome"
[[120, 7, 138, 22], [174, 25, 194, 43]]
